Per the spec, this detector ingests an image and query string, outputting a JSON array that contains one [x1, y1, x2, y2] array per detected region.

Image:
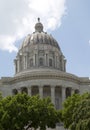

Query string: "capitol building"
[[0, 18, 90, 130]]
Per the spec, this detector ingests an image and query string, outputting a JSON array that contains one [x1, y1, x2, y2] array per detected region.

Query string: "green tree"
[[0, 94, 30, 130], [0, 92, 2, 101], [61, 94, 81, 129], [70, 93, 90, 130], [61, 93, 90, 130], [0, 93, 60, 130]]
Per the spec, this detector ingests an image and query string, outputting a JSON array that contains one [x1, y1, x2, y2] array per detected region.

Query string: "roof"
[[21, 18, 60, 50]]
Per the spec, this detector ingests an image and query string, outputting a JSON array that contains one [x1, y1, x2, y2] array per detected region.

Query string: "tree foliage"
[[61, 93, 90, 130], [0, 93, 60, 130]]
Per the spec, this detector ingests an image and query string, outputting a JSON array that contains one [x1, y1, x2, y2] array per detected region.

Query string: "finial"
[[38, 17, 40, 22]]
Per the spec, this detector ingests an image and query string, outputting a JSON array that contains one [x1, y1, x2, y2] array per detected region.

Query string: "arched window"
[[49, 59, 53, 67], [21, 87, 28, 94], [30, 58, 33, 67], [66, 87, 71, 98], [31, 86, 39, 96], [75, 89, 79, 94], [12, 89, 18, 95], [39, 57, 43, 66]]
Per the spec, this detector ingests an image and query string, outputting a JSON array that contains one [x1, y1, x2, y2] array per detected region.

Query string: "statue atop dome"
[[35, 18, 43, 32]]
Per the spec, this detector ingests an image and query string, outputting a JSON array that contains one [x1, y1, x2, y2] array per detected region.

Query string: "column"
[[28, 87, 32, 96], [62, 86, 66, 103], [51, 86, 55, 105], [45, 52, 48, 67], [35, 54, 36, 67], [71, 89, 75, 95], [44, 53, 47, 66], [17, 58, 20, 72], [39, 86, 43, 98], [33, 54, 35, 66], [14, 59, 17, 73], [61, 55, 64, 71], [24, 55, 27, 69], [18, 88, 21, 93], [64, 59, 66, 72], [54, 52, 57, 68]]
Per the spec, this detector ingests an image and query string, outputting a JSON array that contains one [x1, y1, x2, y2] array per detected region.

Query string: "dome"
[[21, 18, 60, 50], [14, 18, 66, 76]]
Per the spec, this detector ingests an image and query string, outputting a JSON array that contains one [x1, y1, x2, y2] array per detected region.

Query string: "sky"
[[0, 0, 90, 78]]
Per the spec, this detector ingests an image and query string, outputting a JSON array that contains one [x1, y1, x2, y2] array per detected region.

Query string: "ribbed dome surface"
[[21, 18, 60, 50], [21, 32, 60, 50]]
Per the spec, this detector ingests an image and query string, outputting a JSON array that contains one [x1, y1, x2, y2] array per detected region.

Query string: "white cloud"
[[89, 40, 90, 45], [0, 0, 66, 52]]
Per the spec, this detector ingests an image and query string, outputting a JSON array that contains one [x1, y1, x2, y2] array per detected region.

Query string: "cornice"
[[1, 69, 90, 85]]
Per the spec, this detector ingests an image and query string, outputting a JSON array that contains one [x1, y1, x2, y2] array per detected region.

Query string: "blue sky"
[[0, 0, 90, 78]]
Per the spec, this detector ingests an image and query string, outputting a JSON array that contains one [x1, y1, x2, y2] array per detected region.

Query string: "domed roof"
[[21, 18, 60, 50]]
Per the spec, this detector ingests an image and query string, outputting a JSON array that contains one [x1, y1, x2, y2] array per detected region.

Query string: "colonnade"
[[12, 85, 79, 109], [14, 50, 66, 74]]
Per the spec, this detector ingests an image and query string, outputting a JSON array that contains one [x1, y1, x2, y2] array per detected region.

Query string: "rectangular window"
[[49, 59, 53, 67]]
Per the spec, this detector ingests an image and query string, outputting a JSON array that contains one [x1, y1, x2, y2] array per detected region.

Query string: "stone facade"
[[0, 18, 90, 130]]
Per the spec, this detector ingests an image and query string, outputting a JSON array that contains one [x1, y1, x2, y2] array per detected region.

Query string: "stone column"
[[33, 54, 35, 67], [64, 59, 66, 72], [62, 86, 66, 103], [28, 87, 32, 96], [17, 58, 20, 72], [45, 52, 48, 66], [71, 88, 75, 95], [61, 55, 64, 71], [55, 55, 57, 68], [39, 86, 43, 98], [51, 86, 55, 105], [14, 59, 17, 73], [18, 88, 21, 93], [37, 51, 39, 67], [35, 54, 36, 67], [24, 54, 28, 69], [44, 53, 47, 66]]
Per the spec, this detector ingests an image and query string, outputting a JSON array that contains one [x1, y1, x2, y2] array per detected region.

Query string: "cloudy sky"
[[0, 0, 90, 78]]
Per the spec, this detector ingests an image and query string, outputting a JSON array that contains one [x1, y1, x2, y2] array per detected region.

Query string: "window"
[[75, 89, 79, 94], [66, 87, 71, 98], [21, 87, 28, 94], [49, 59, 53, 67], [12, 89, 18, 95], [30, 58, 33, 67], [39, 58, 43, 66]]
